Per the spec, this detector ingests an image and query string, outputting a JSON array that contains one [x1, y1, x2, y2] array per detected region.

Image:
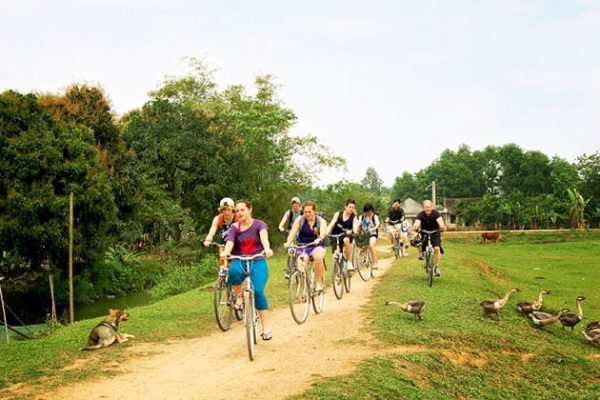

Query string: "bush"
[[149, 257, 217, 299]]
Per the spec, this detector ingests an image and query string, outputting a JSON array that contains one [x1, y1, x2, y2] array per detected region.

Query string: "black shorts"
[[421, 232, 441, 251], [331, 234, 353, 252]]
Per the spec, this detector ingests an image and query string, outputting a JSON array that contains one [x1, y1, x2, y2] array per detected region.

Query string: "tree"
[[361, 167, 383, 195], [577, 152, 600, 227], [0, 90, 117, 280], [392, 172, 419, 201]]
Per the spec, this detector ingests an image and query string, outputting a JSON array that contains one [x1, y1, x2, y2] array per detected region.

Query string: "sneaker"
[[434, 266, 441, 277], [284, 273, 290, 280], [418, 255, 424, 260], [372, 264, 379, 270], [347, 261, 355, 271], [403, 252, 409, 257]]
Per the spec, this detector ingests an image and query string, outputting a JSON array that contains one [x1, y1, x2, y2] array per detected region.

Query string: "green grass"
[[0, 255, 291, 391], [291, 231, 600, 400]]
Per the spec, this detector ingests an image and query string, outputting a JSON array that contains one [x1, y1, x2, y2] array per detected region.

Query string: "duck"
[[584, 320, 600, 333], [480, 288, 520, 320], [385, 300, 426, 320], [516, 290, 550, 315], [559, 296, 586, 331], [529, 309, 569, 328]]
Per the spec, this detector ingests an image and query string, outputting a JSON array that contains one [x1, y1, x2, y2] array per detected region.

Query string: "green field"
[[292, 231, 600, 400], [1, 231, 599, 399]]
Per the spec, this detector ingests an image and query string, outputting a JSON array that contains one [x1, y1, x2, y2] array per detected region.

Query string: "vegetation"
[[292, 231, 600, 399]]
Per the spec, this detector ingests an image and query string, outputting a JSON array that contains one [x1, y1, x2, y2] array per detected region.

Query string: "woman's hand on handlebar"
[[265, 249, 274, 258]]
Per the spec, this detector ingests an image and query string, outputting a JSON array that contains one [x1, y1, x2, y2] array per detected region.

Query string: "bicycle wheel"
[[356, 247, 372, 282], [311, 269, 325, 314], [245, 290, 256, 361], [394, 236, 401, 259], [213, 276, 232, 332], [426, 250, 434, 287], [343, 259, 352, 293], [286, 253, 295, 279], [289, 270, 310, 324], [332, 258, 344, 300]]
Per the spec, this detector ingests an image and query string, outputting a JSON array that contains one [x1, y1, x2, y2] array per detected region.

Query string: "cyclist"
[[385, 199, 405, 246], [220, 199, 274, 341], [326, 199, 359, 271], [412, 200, 447, 277], [203, 197, 239, 248], [284, 200, 328, 292], [357, 203, 380, 269], [278, 197, 303, 233]]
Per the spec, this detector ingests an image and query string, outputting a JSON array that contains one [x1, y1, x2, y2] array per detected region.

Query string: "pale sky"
[[1, 0, 599, 187]]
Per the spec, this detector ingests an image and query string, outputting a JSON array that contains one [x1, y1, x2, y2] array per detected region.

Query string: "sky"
[[1, 0, 599, 187]]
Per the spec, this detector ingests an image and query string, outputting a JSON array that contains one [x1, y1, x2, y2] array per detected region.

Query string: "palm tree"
[[566, 188, 587, 229]]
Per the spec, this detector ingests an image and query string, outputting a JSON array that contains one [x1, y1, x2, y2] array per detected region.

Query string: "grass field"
[[291, 231, 600, 400], [1, 231, 599, 399]]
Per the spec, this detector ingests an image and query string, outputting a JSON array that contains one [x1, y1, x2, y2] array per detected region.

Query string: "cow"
[[481, 231, 500, 244]]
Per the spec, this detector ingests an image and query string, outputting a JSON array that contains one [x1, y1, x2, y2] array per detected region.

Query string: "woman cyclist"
[[220, 199, 273, 341], [326, 199, 359, 271], [357, 203, 380, 269], [284, 200, 328, 292]]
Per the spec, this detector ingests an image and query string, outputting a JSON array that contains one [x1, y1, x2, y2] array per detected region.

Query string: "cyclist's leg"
[[227, 260, 246, 307], [386, 225, 394, 244], [343, 237, 354, 270], [310, 246, 326, 290], [369, 236, 378, 268], [250, 258, 271, 336]]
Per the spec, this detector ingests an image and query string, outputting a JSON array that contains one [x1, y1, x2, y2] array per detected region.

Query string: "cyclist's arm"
[[412, 220, 421, 232], [259, 228, 273, 258], [351, 214, 359, 234], [220, 240, 234, 258], [374, 215, 380, 230], [285, 217, 301, 246], [318, 216, 328, 241], [326, 211, 339, 235], [204, 215, 220, 246], [436, 216, 447, 231], [278, 210, 289, 232]]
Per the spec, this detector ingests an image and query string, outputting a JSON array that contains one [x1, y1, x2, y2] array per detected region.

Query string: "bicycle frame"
[[227, 253, 264, 361], [420, 230, 438, 287]]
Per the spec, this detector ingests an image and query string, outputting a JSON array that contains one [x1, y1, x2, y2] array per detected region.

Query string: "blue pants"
[[227, 258, 269, 310]]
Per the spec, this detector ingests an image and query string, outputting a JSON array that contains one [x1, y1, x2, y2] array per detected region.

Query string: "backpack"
[[287, 209, 304, 229]]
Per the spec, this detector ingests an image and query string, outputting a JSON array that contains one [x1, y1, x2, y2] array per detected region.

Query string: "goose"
[[582, 329, 600, 345], [516, 290, 550, 315], [584, 320, 600, 336], [529, 309, 569, 328], [559, 296, 586, 331], [385, 300, 426, 320], [480, 288, 520, 320]]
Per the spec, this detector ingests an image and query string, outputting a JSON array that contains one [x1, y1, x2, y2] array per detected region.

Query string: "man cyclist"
[[204, 197, 239, 248], [326, 199, 359, 271], [385, 198, 405, 246], [412, 200, 447, 277], [278, 197, 303, 233]]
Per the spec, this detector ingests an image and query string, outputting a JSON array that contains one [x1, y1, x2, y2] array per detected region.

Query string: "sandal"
[[234, 300, 244, 310], [261, 331, 272, 341]]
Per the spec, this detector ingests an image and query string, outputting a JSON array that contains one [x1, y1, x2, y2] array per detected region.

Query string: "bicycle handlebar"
[[226, 252, 266, 261], [420, 229, 439, 235], [329, 232, 352, 239], [388, 219, 402, 224], [205, 241, 223, 247], [287, 240, 321, 249]]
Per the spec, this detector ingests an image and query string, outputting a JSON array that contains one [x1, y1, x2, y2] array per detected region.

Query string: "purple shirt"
[[226, 219, 268, 256]]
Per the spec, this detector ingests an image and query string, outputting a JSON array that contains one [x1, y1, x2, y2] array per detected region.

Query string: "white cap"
[[291, 197, 301, 205], [219, 197, 235, 209]]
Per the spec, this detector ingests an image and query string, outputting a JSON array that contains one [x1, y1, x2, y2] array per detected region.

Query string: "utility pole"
[[69, 192, 74, 324], [432, 181, 436, 209]]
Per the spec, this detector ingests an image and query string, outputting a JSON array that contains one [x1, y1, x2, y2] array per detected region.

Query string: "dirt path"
[[32, 252, 417, 400]]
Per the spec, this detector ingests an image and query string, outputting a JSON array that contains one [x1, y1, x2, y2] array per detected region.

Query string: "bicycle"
[[388, 219, 404, 259], [226, 253, 265, 361], [207, 242, 242, 332], [287, 241, 325, 324], [329, 233, 353, 299], [354, 230, 373, 282], [420, 230, 438, 287]]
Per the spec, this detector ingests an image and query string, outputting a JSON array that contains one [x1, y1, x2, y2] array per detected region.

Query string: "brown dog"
[[481, 231, 500, 244], [83, 309, 134, 350]]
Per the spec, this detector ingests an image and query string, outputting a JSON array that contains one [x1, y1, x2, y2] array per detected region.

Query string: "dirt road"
[[32, 253, 415, 400]]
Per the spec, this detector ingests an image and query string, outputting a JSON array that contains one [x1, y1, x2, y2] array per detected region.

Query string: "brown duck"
[[559, 296, 586, 331], [583, 320, 600, 344], [529, 309, 569, 328], [516, 290, 550, 315], [385, 300, 426, 320], [480, 288, 520, 320]]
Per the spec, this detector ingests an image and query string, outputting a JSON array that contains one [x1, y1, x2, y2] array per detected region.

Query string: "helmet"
[[219, 197, 235, 209]]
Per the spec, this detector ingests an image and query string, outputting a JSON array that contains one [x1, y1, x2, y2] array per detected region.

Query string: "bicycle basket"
[[410, 238, 422, 247], [355, 229, 370, 247]]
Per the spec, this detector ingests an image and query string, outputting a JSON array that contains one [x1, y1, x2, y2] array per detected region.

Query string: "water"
[[73, 291, 154, 321]]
